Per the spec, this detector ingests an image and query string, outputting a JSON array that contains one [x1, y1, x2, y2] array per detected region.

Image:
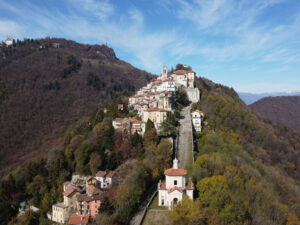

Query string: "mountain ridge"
[[250, 96, 300, 135], [0, 38, 154, 175], [238, 92, 300, 105]]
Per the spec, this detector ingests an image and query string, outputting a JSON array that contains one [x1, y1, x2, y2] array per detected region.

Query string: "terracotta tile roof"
[[86, 176, 93, 182], [68, 215, 89, 225], [192, 110, 204, 114], [86, 185, 102, 196], [96, 170, 107, 177], [159, 182, 166, 190], [168, 186, 182, 193], [163, 78, 175, 82], [164, 168, 187, 176], [77, 193, 104, 202], [173, 70, 187, 75], [173, 70, 194, 75], [185, 182, 194, 190], [63, 186, 80, 197], [131, 120, 146, 124], [145, 108, 169, 112]]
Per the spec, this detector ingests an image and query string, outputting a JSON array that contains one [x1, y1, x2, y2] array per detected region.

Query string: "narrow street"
[[177, 104, 193, 169]]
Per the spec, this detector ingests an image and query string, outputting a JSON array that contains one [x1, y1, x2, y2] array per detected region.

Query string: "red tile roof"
[[131, 120, 146, 124], [63, 186, 80, 197], [168, 186, 182, 193], [185, 182, 194, 190], [164, 168, 187, 176], [86, 176, 93, 182], [173, 70, 187, 75], [163, 78, 175, 82], [145, 108, 169, 112], [192, 110, 204, 114], [173, 70, 194, 75], [77, 193, 104, 202], [68, 215, 89, 225], [86, 185, 102, 196], [159, 182, 166, 190], [95, 170, 107, 177]]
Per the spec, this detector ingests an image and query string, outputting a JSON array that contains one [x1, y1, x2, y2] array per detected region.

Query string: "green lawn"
[[142, 210, 171, 225], [186, 131, 194, 176], [149, 195, 167, 210]]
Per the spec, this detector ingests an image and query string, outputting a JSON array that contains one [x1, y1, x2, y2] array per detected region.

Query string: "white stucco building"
[[191, 110, 204, 132], [158, 158, 194, 209], [95, 170, 115, 189], [157, 78, 176, 92], [5, 37, 13, 46], [170, 70, 195, 88]]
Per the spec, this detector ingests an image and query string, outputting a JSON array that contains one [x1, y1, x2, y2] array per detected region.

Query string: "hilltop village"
[[47, 65, 204, 224], [17, 64, 204, 224], [112, 65, 201, 135]]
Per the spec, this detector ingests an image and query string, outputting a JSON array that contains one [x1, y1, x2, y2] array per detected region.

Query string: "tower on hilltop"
[[161, 64, 168, 80]]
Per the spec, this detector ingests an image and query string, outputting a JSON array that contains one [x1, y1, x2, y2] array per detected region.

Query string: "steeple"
[[161, 64, 167, 80], [173, 157, 178, 169]]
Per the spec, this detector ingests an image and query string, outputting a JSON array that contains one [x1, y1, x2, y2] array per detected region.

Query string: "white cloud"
[[0, 20, 24, 40], [69, 0, 114, 20], [0, 0, 299, 87]]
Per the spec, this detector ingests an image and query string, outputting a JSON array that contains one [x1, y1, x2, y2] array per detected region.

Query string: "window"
[[174, 180, 177, 185]]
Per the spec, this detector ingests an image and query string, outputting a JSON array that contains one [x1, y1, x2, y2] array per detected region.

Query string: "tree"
[[197, 175, 230, 210], [175, 86, 189, 109], [130, 132, 143, 147], [99, 197, 115, 215], [92, 108, 104, 126], [145, 119, 155, 133], [89, 153, 102, 174], [160, 112, 178, 137], [171, 197, 206, 225]]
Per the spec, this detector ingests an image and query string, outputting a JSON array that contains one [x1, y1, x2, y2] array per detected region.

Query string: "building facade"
[[191, 110, 204, 132], [158, 158, 194, 209], [52, 203, 69, 223]]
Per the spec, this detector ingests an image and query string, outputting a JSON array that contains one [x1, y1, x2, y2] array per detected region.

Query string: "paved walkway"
[[129, 185, 157, 225], [177, 104, 193, 169]]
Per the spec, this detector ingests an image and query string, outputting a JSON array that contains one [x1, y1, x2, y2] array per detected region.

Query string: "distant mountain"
[[250, 96, 300, 135], [238, 92, 300, 105], [0, 38, 154, 175]]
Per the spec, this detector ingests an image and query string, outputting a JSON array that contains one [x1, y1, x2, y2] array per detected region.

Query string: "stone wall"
[[185, 88, 200, 103]]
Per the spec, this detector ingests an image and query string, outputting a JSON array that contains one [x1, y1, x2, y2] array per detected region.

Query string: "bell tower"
[[161, 64, 167, 80]]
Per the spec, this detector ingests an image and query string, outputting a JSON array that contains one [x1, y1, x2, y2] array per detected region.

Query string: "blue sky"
[[0, 0, 299, 93]]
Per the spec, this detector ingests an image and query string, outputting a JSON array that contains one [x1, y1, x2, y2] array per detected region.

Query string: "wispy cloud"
[[0, 0, 299, 92]]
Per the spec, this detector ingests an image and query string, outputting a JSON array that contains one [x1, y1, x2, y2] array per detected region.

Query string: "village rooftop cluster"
[[112, 65, 201, 136]]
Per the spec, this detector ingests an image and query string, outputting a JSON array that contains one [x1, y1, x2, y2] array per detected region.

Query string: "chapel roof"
[[164, 168, 187, 176]]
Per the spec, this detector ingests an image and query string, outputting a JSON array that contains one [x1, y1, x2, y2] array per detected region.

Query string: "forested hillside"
[[0, 38, 153, 175], [171, 78, 300, 225], [250, 96, 300, 135], [0, 99, 178, 225]]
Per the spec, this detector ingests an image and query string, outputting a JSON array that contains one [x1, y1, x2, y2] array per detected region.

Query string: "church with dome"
[[158, 158, 194, 209]]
